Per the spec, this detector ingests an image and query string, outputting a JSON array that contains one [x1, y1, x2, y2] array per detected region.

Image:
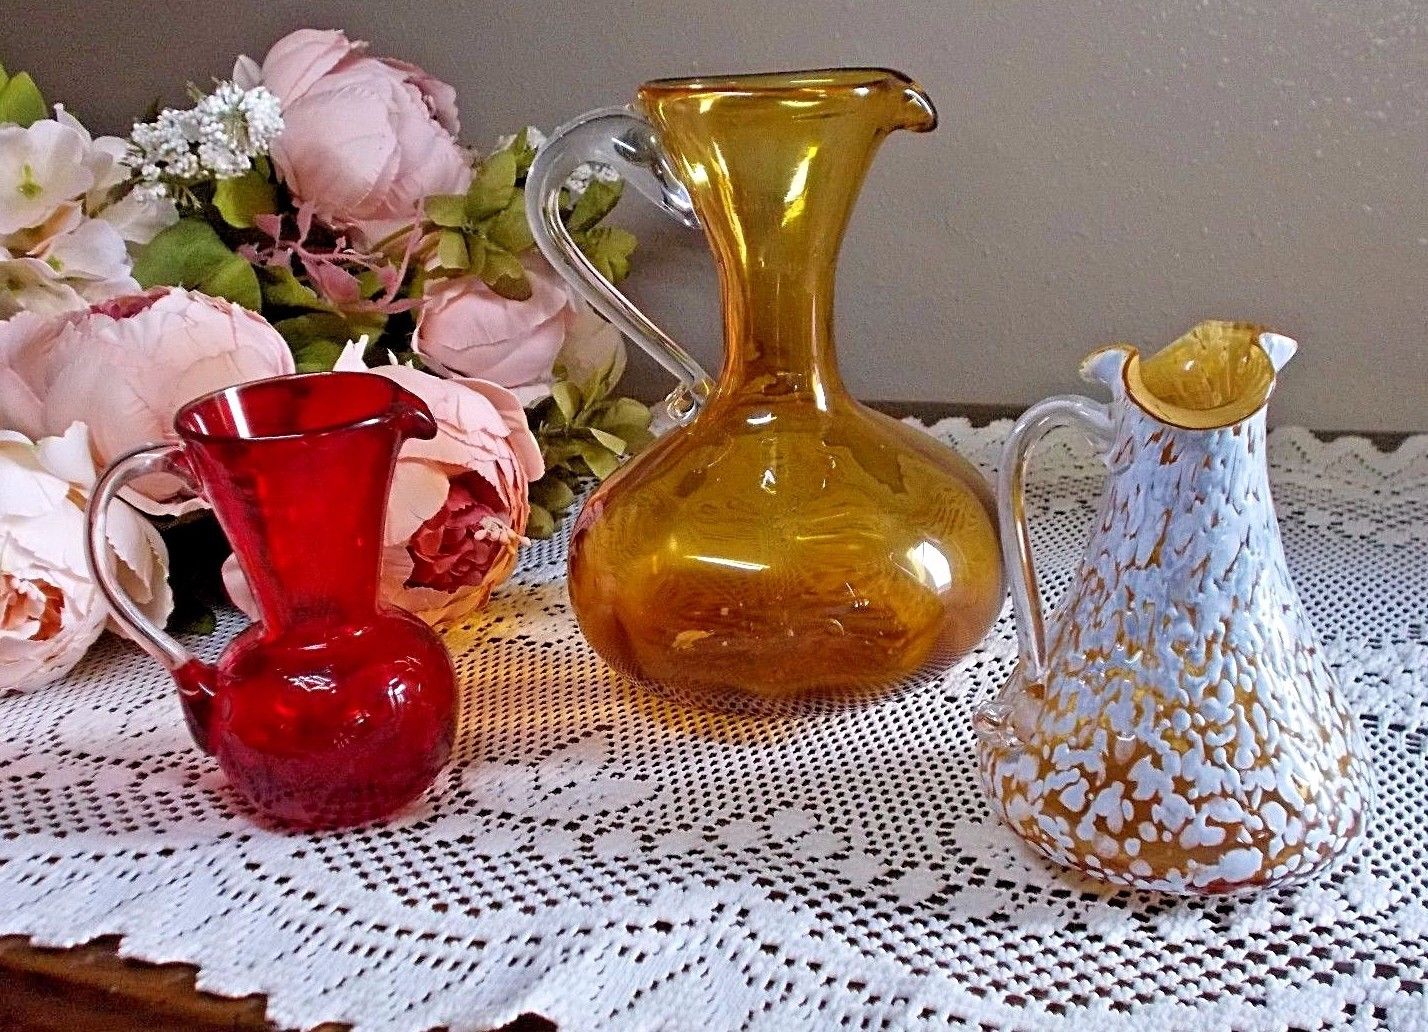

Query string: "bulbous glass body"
[[569, 393, 1002, 710], [211, 612, 454, 827]]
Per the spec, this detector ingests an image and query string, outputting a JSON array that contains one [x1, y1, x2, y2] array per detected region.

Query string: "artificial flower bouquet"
[[0, 30, 655, 692]]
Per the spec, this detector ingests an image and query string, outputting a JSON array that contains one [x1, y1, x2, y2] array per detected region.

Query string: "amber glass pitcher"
[[527, 70, 1003, 712]]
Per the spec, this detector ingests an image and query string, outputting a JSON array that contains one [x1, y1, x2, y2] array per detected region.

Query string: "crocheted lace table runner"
[[2, 419, 1425, 1031]]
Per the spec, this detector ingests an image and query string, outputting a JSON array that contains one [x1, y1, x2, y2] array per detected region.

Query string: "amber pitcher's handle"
[[998, 396, 1116, 682], [527, 106, 715, 426], [86, 443, 217, 752]]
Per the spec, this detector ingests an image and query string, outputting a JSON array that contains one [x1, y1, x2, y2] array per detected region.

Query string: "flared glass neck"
[[637, 69, 936, 405], [1082, 321, 1298, 432], [176, 372, 436, 634]]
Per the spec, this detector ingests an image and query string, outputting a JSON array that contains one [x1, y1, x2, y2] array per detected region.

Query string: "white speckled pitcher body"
[[977, 322, 1372, 894]]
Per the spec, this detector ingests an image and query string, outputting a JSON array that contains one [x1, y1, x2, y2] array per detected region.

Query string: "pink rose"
[[414, 257, 580, 404], [0, 287, 295, 515], [1, 423, 170, 692], [224, 343, 543, 625], [251, 29, 471, 245]]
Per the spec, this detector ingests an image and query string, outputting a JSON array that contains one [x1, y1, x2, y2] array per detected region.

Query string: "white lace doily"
[[2, 419, 1426, 1032]]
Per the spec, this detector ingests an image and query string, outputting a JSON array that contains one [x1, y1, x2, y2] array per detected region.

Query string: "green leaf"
[[261, 266, 329, 310], [134, 218, 236, 287], [275, 312, 386, 370], [435, 229, 469, 270], [463, 233, 488, 278], [587, 426, 626, 455], [356, 269, 386, 299], [615, 425, 655, 453], [484, 191, 534, 254], [201, 254, 262, 311], [530, 475, 577, 514], [424, 193, 468, 228], [466, 149, 517, 220], [543, 441, 596, 474], [503, 126, 541, 178], [599, 397, 652, 432], [567, 177, 623, 232], [574, 225, 637, 284], [551, 381, 581, 424], [290, 338, 346, 373], [132, 219, 262, 309], [212, 170, 276, 229], [0, 71, 47, 127], [574, 440, 621, 480], [479, 245, 531, 300], [526, 503, 555, 540]]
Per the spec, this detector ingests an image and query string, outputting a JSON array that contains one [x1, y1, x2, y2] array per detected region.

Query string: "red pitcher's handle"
[[86, 443, 217, 752]]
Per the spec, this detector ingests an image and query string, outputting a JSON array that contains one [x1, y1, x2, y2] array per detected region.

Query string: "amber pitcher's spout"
[[896, 78, 938, 132]]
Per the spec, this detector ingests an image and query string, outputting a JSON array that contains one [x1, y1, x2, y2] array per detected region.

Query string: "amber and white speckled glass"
[[978, 322, 1372, 894]]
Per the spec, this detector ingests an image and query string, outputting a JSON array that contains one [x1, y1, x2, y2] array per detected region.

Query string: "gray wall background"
[[13, 0, 1426, 429]]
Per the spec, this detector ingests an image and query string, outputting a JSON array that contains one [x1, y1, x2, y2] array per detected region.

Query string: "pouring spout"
[[393, 388, 438, 442], [896, 78, 938, 133]]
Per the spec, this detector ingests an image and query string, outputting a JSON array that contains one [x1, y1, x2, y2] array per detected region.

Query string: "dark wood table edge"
[[1, 401, 1417, 1031]]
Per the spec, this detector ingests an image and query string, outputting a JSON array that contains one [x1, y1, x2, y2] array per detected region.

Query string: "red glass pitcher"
[[85, 372, 457, 828]]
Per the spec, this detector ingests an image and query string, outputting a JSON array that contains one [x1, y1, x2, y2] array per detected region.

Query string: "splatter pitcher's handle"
[[997, 395, 1115, 682]]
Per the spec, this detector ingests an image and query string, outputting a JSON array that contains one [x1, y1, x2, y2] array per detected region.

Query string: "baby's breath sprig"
[[126, 81, 283, 206]]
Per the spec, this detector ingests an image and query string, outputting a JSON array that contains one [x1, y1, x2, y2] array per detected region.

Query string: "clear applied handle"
[[526, 106, 714, 425], [997, 396, 1115, 682], [86, 443, 217, 750]]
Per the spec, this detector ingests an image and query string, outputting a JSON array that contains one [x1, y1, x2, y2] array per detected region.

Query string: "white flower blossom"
[[564, 162, 619, 196], [126, 81, 283, 198], [0, 106, 173, 318], [490, 125, 615, 196], [0, 120, 93, 235], [495, 125, 547, 153]]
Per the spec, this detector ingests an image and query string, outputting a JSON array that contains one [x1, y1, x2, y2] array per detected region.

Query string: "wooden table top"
[[0, 402, 1413, 1032]]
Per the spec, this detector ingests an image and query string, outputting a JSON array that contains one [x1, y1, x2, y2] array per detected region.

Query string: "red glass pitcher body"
[[88, 372, 457, 828]]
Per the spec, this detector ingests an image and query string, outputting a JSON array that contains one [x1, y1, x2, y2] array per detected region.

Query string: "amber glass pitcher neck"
[[637, 69, 937, 405]]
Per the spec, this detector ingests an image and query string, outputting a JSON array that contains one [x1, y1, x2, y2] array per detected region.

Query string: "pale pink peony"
[[248, 29, 471, 245], [1, 423, 170, 693], [0, 287, 295, 515], [224, 342, 543, 626], [413, 257, 582, 404]]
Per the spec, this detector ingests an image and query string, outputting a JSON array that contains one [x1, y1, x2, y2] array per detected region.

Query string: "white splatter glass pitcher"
[[977, 321, 1372, 893]]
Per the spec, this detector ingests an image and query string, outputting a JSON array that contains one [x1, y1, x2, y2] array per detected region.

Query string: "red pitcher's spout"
[[396, 393, 438, 441]]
